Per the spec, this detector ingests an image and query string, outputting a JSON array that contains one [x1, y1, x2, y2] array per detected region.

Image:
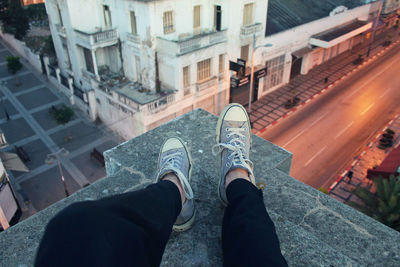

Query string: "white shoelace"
[[212, 127, 254, 179], [161, 151, 194, 199]]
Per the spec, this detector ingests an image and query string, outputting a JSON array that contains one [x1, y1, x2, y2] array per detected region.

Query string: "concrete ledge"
[[0, 109, 399, 266]]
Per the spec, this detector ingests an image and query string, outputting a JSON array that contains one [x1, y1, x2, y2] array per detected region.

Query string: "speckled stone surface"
[[0, 109, 399, 266]]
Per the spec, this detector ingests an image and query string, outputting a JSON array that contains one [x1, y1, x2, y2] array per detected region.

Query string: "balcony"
[[74, 28, 119, 49], [157, 30, 227, 56], [196, 76, 218, 93], [55, 24, 66, 37], [126, 33, 140, 45], [240, 23, 263, 39], [145, 93, 176, 114]]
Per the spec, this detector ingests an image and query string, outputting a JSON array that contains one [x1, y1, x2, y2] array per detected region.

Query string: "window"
[[193, 5, 201, 30], [240, 45, 249, 63], [103, 5, 112, 28], [130, 11, 137, 34], [183, 66, 190, 88], [243, 3, 254, 26], [265, 55, 285, 89], [214, 5, 221, 31], [197, 58, 211, 82], [219, 54, 225, 73], [83, 48, 94, 74], [163, 11, 174, 34]]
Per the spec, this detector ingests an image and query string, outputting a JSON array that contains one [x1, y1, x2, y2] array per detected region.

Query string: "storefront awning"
[[0, 152, 29, 172], [367, 145, 400, 179], [292, 47, 313, 58], [310, 20, 372, 48]]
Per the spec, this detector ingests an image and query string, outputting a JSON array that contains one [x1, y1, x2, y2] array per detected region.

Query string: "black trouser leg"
[[222, 179, 288, 267], [35, 180, 181, 267]]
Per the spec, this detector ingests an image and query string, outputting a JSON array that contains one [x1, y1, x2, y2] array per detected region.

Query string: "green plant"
[[6, 56, 23, 85], [52, 105, 75, 125], [347, 176, 400, 232], [318, 187, 329, 194], [386, 128, 395, 135]]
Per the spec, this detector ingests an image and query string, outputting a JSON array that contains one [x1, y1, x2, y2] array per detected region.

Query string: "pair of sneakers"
[[156, 104, 255, 231]]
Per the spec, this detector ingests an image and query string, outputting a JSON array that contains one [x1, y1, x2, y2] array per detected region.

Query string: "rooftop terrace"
[[0, 109, 399, 266]]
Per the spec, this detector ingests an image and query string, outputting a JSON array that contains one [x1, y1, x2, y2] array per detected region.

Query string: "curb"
[[328, 112, 400, 193], [256, 39, 400, 135]]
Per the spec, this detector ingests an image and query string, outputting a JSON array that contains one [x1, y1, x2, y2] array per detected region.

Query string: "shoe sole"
[[215, 103, 251, 207], [160, 137, 196, 232]]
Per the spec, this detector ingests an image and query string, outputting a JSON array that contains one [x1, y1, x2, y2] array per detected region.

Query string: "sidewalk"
[[329, 112, 400, 203], [251, 29, 400, 133]]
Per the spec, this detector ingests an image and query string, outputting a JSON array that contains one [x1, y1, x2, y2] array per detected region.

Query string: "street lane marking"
[[283, 129, 307, 147], [310, 113, 328, 127], [304, 146, 327, 167], [334, 121, 354, 139], [361, 103, 375, 116], [348, 58, 399, 98], [282, 113, 327, 147], [379, 88, 390, 99]]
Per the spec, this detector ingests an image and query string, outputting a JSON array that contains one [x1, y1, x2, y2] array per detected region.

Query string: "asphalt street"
[[260, 44, 400, 189]]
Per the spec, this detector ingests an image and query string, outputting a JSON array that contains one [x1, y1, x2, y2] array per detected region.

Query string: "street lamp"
[[248, 34, 272, 116], [367, 0, 383, 57], [46, 148, 70, 197]]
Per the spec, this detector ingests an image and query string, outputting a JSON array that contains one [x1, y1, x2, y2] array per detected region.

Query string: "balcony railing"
[[74, 29, 119, 49], [126, 33, 140, 45], [157, 30, 227, 56], [196, 76, 218, 92], [55, 24, 66, 37], [240, 23, 262, 38], [146, 93, 176, 114]]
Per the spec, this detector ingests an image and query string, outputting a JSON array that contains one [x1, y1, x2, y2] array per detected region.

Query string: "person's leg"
[[35, 137, 195, 267], [222, 178, 287, 267], [35, 180, 181, 267], [213, 104, 287, 266]]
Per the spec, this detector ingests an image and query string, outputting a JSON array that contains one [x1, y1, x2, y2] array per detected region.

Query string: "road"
[[260, 44, 400, 189]]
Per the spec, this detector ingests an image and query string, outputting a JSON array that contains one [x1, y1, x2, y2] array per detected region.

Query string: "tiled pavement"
[[329, 113, 400, 203], [0, 40, 123, 219], [251, 29, 400, 133]]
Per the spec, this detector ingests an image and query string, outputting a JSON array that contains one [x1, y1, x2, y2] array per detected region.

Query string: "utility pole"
[[46, 148, 70, 197], [367, 0, 383, 57]]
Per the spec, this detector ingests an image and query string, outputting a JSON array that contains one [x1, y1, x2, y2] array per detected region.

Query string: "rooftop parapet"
[[0, 109, 399, 266]]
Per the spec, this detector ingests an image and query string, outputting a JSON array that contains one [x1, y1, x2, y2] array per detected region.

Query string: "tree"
[[1, 0, 29, 40], [6, 56, 23, 86], [347, 176, 400, 232], [52, 105, 75, 125]]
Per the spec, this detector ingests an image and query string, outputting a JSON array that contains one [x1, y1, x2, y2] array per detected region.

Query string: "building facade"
[[45, 0, 267, 139], [257, 0, 379, 97], [45, 0, 380, 139]]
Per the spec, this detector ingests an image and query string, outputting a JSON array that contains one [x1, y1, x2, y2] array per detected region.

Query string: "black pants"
[[35, 179, 287, 267]]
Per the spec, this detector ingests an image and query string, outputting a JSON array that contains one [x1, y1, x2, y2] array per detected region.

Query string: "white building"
[[45, 0, 267, 139], [252, 0, 380, 99], [45, 0, 379, 139]]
